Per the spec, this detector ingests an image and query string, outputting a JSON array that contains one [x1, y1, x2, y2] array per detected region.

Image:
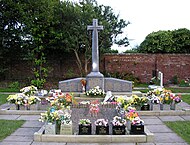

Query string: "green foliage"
[[0, 94, 8, 105], [138, 28, 190, 53], [0, 120, 25, 141], [1, 0, 129, 78], [170, 75, 179, 84], [182, 95, 190, 105], [179, 80, 190, 87], [8, 81, 20, 89], [165, 121, 190, 144]]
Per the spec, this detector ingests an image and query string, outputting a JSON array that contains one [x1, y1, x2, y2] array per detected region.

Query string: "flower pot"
[[141, 104, 150, 111], [45, 122, 56, 134], [150, 103, 160, 110], [130, 124, 144, 135], [112, 125, 126, 135], [96, 126, 109, 135], [79, 124, 92, 135], [15, 104, 20, 110], [126, 120, 131, 131], [170, 101, 176, 110], [160, 104, 170, 110], [60, 123, 73, 135]]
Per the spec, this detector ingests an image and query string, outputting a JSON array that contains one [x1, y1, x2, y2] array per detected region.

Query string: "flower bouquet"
[[39, 107, 60, 134], [79, 119, 92, 135], [112, 116, 126, 135], [170, 94, 182, 110], [95, 119, 109, 135], [85, 86, 105, 97], [59, 110, 73, 135]]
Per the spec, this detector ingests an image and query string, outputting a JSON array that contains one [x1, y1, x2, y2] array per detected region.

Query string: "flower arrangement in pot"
[[112, 116, 126, 135], [78, 119, 92, 135], [85, 86, 105, 97], [130, 117, 145, 135], [95, 119, 109, 135], [7, 85, 41, 110]]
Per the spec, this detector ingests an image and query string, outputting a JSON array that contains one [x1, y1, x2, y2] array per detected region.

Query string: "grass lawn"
[[0, 94, 9, 105], [165, 121, 190, 144], [182, 95, 190, 105], [0, 88, 19, 92], [0, 120, 25, 141]]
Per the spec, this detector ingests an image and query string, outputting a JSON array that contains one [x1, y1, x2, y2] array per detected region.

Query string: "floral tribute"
[[94, 119, 109, 126], [46, 89, 73, 109], [7, 85, 41, 108], [79, 119, 91, 126], [112, 116, 126, 126], [39, 107, 61, 123], [85, 86, 105, 97], [80, 79, 86, 93], [89, 100, 100, 116], [145, 88, 182, 105]]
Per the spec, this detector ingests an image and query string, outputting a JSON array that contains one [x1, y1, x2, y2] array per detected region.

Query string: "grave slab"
[[22, 120, 44, 128], [155, 143, 189, 145], [154, 133, 186, 143], [146, 125, 173, 133], [31, 142, 66, 145], [142, 118, 163, 125], [4, 135, 33, 142], [0, 115, 20, 120], [17, 115, 40, 121], [0, 141, 32, 145], [158, 116, 185, 122], [12, 127, 40, 136], [181, 115, 190, 121]]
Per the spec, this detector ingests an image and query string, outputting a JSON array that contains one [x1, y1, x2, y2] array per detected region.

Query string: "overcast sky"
[[73, 0, 190, 52]]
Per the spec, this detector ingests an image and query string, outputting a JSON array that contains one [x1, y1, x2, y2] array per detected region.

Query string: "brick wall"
[[103, 54, 190, 84], [6, 54, 190, 85]]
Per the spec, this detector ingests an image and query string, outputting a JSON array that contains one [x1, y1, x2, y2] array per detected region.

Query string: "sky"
[[74, 0, 190, 52]]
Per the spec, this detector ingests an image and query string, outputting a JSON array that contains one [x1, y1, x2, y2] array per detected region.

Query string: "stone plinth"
[[59, 77, 132, 92], [59, 78, 84, 92]]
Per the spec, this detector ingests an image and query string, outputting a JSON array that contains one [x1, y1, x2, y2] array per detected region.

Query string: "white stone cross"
[[87, 19, 103, 72]]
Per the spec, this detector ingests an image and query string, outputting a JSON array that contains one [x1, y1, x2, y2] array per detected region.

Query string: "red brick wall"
[[6, 54, 190, 85], [103, 54, 190, 84]]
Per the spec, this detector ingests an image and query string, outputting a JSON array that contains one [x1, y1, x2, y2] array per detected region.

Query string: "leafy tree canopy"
[[138, 28, 190, 53]]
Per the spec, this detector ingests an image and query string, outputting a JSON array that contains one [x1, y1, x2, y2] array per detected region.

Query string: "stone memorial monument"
[[59, 19, 132, 93]]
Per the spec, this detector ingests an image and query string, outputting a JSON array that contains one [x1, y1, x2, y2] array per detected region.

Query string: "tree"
[[0, 0, 25, 80], [48, 0, 130, 76], [138, 28, 190, 53]]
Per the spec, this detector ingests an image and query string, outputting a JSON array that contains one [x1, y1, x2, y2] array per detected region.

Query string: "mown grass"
[[0, 120, 25, 141], [0, 94, 9, 105], [0, 88, 19, 92], [165, 121, 190, 144], [182, 95, 190, 105]]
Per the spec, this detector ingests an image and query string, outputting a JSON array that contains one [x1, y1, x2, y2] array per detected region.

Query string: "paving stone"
[[140, 116, 158, 119], [159, 116, 185, 122], [22, 120, 44, 128], [17, 115, 40, 121], [0, 141, 32, 145], [98, 143, 136, 145], [4, 135, 33, 142], [154, 133, 186, 143], [142, 118, 163, 125], [11, 127, 40, 136], [31, 142, 66, 145], [146, 124, 173, 133], [137, 143, 155, 145], [0, 115, 20, 120], [67, 143, 99, 145], [156, 143, 188, 145], [181, 115, 190, 121]]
